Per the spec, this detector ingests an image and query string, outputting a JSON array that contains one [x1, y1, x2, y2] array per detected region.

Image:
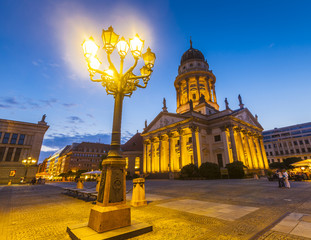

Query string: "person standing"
[[283, 170, 290, 188], [277, 169, 284, 188]]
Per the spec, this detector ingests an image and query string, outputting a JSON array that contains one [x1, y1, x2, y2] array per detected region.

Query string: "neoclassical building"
[[141, 43, 269, 176]]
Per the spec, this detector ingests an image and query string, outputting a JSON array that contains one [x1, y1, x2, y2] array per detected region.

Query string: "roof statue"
[[199, 94, 206, 104], [225, 98, 229, 110], [255, 114, 258, 121], [189, 99, 193, 111], [144, 120, 148, 128], [238, 94, 244, 109], [190, 37, 193, 49], [41, 114, 46, 122], [162, 97, 168, 112]]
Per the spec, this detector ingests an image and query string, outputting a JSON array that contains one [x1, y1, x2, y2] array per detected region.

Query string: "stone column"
[[206, 77, 211, 101], [242, 130, 254, 169], [248, 133, 259, 169], [150, 138, 154, 173], [186, 78, 190, 102], [259, 136, 269, 169], [235, 128, 246, 166], [228, 125, 238, 162], [220, 126, 229, 166], [190, 125, 199, 166], [254, 134, 264, 169], [167, 132, 173, 172], [178, 128, 184, 170], [196, 76, 200, 98], [143, 140, 148, 173], [158, 135, 163, 173], [212, 85, 217, 103], [196, 128, 203, 166]]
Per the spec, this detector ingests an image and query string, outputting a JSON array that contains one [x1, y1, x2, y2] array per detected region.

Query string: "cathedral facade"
[[141, 43, 269, 176]]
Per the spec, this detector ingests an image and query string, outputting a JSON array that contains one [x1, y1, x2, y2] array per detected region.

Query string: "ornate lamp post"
[[21, 157, 37, 183], [81, 26, 155, 233]]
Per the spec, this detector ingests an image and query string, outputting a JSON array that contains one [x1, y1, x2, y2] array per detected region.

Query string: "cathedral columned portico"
[[142, 41, 268, 176]]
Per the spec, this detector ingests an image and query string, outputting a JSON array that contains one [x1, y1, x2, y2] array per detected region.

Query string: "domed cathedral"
[[141, 41, 269, 178], [175, 40, 219, 114]]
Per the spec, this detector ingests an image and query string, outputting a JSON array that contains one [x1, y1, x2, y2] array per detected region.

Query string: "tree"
[[269, 157, 301, 170], [199, 162, 220, 179], [180, 163, 199, 179], [226, 161, 246, 179]]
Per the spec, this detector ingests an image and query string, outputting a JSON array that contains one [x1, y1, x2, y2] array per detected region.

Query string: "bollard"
[[131, 178, 147, 207], [77, 179, 84, 189], [8, 180, 12, 186]]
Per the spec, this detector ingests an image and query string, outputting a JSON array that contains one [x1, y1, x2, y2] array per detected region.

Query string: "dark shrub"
[[180, 163, 199, 179], [199, 162, 220, 179], [226, 161, 245, 179]]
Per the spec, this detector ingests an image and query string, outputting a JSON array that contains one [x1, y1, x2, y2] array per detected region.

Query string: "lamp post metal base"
[[67, 220, 152, 240]]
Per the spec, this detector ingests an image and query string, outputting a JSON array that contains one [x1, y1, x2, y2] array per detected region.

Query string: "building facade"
[[0, 117, 49, 184], [263, 122, 311, 164], [43, 133, 144, 178], [141, 43, 269, 177]]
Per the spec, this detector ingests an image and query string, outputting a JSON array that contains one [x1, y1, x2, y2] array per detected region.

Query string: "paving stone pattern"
[[0, 179, 311, 240]]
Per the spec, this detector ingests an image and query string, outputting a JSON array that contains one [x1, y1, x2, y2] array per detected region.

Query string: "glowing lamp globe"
[[142, 47, 156, 68], [130, 34, 144, 58], [116, 37, 129, 58], [102, 26, 119, 53], [82, 37, 99, 58]]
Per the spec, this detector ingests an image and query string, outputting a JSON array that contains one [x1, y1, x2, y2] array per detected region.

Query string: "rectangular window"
[[273, 144, 277, 148], [10, 134, 18, 144], [296, 149, 300, 153], [264, 145, 267, 149], [18, 134, 25, 145], [217, 154, 223, 168], [294, 141, 298, 146], [135, 157, 140, 169], [188, 137, 192, 143], [290, 149, 294, 154], [0, 132, 2, 141], [268, 145, 271, 149], [272, 159, 275, 163], [275, 151, 279, 155], [0, 147, 6, 161], [5, 147, 14, 162], [305, 140, 310, 144], [280, 150, 284, 155], [308, 148, 311, 152], [285, 150, 289, 154], [270, 152, 273, 156], [302, 148, 306, 153], [214, 135, 221, 142], [299, 140, 303, 145], [2, 133, 10, 144], [13, 148, 22, 162]]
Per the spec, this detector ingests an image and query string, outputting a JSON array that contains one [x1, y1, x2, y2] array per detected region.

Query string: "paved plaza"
[[1, 179, 311, 240]]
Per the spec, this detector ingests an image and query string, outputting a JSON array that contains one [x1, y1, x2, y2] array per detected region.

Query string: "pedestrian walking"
[[283, 170, 290, 188], [277, 169, 284, 188]]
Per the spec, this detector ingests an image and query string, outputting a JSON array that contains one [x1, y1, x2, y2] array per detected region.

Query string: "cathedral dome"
[[180, 44, 205, 65]]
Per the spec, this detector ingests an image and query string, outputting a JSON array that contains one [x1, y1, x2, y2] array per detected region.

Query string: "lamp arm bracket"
[[107, 54, 119, 78], [124, 58, 138, 76]]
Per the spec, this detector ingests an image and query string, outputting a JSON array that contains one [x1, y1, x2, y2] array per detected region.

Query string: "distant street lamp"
[[81, 26, 155, 233], [21, 157, 37, 183]]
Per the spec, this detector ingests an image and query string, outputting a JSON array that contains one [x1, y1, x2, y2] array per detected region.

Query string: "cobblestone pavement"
[[0, 179, 311, 240]]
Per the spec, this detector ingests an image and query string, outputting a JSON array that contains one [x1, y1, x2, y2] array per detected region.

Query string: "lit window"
[[135, 157, 140, 169]]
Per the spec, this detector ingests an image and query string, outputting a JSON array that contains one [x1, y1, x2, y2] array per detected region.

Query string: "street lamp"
[[21, 157, 37, 183], [81, 26, 155, 233]]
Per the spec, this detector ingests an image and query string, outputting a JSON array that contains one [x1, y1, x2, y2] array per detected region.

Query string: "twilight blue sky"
[[1, 0, 311, 162]]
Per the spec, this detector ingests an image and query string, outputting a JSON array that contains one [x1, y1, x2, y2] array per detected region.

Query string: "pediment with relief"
[[146, 113, 186, 133], [233, 110, 261, 128]]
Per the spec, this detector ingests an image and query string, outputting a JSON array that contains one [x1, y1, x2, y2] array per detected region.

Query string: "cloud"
[[0, 104, 11, 109], [48, 63, 60, 67], [41, 145, 60, 152], [41, 98, 58, 107], [67, 116, 84, 123], [86, 113, 94, 118], [4, 97, 18, 105], [63, 103, 77, 108]]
